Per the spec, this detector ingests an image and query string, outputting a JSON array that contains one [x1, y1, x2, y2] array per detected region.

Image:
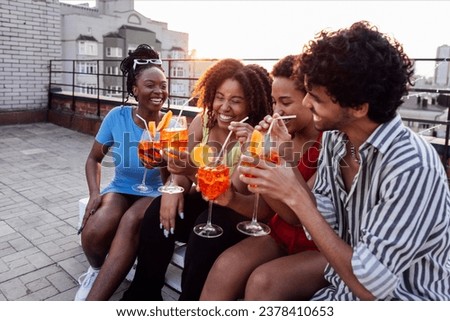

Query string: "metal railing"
[[48, 57, 279, 110], [48, 57, 450, 169]]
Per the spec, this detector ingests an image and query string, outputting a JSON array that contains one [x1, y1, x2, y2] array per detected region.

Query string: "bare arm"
[[239, 158, 376, 300], [81, 140, 108, 229]]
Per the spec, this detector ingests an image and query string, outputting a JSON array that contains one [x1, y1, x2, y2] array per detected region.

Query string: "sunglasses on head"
[[133, 58, 163, 70]]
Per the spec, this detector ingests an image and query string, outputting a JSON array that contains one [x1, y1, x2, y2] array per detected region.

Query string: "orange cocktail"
[[241, 133, 280, 180], [138, 140, 163, 168], [197, 164, 230, 200], [237, 129, 276, 236], [161, 127, 188, 157]]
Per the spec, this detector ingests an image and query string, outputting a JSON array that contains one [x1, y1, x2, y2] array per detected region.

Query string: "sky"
[[60, 0, 450, 76]]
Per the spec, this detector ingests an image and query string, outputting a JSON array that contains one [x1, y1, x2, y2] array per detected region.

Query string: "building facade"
[[0, 0, 61, 124], [0, 0, 192, 124], [59, 0, 190, 102], [435, 45, 450, 86]]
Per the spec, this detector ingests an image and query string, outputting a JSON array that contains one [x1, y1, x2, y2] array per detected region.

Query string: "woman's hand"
[[228, 121, 254, 145], [260, 113, 292, 141], [159, 192, 184, 237], [260, 113, 297, 163], [79, 192, 102, 234]]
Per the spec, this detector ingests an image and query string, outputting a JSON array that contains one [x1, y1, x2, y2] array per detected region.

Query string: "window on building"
[[78, 62, 97, 74], [170, 83, 184, 95], [78, 41, 98, 56], [106, 85, 123, 96], [170, 98, 184, 106], [171, 67, 184, 78], [78, 83, 97, 95], [105, 66, 119, 75], [106, 47, 123, 58], [171, 50, 185, 59]]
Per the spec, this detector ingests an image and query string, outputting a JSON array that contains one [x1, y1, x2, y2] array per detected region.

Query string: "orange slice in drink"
[[248, 129, 264, 155], [147, 121, 156, 138], [156, 110, 173, 132], [191, 143, 213, 167]]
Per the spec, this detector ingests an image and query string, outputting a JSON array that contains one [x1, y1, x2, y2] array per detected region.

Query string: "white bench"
[[78, 197, 185, 293]]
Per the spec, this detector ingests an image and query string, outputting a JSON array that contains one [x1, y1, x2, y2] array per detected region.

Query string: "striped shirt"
[[311, 114, 450, 300]]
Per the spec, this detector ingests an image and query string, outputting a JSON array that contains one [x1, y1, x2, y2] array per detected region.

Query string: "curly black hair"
[[119, 44, 164, 99], [299, 21, 414, 123], [272, 54, 305, 93], [192, 58, 273, 129]]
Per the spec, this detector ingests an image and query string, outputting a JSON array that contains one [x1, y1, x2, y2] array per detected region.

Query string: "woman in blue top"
[[75, 44, 168, 300]]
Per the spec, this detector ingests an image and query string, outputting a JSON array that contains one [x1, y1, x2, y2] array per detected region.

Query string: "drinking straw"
[[136, 113, 153, 141], [176, 96, 197, 125], [216, 116, 249, 162], [263, 115, 297, 157], [267, 115, 297, 135]]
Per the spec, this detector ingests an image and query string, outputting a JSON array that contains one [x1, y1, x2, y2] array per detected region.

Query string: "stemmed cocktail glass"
[[132, 118, 163, 194], [193, 158, 230, 238], [158, 116, 188, 194], [236, 130, 279, 236]]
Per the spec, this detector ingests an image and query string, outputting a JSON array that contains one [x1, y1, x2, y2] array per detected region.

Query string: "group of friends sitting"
[[74, 21, 450, 301]]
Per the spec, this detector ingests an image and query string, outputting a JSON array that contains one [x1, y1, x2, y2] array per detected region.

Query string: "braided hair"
[[120, 44, 164, 101], [193, 58, 273, 129]]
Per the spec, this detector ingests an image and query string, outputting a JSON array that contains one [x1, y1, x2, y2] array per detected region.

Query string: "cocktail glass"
[[132, 130, 163, 194], [237, 132, 279, 236], [158, 116, 188, 194], [193, 162, 230, 238]]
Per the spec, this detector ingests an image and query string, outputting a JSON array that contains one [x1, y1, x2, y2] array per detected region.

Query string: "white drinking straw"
[[176, 96, 197, 125], [216, 116, 249, 162], [267, 115, 297, 135], [136, 113, 153, 141]]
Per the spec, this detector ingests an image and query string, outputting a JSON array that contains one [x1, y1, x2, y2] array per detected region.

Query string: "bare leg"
[[85, 196, 154, 300], [200, 235, 284, 300], [81, 193, 129, 268], [245, 250, 328, 300]]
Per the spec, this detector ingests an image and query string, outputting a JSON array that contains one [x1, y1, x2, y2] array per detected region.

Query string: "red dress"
[[268, 133, 322, 254]]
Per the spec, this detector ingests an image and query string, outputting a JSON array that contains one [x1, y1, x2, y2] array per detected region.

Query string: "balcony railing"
[[48, 58, 450, 170], [48, 58, 279, 109]]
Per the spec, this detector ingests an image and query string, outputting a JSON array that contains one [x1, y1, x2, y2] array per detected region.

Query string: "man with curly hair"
[[240, 21, 450, 300]]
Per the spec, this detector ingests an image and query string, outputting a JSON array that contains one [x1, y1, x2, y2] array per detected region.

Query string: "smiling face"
[[302, 84, 353, 132], [212, 78, 249, 129], [271, 76, 313, 135], [133, 67, 168, 112]]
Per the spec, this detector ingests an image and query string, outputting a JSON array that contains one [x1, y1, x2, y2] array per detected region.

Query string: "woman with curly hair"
[[239, 21, 450, 300], [200, 55, 328, 300], [122, 58, 273, 300], [75, 44, 168, 300]]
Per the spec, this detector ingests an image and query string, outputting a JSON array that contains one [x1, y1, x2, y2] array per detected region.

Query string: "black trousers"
[[122, 191, 247, 300]]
